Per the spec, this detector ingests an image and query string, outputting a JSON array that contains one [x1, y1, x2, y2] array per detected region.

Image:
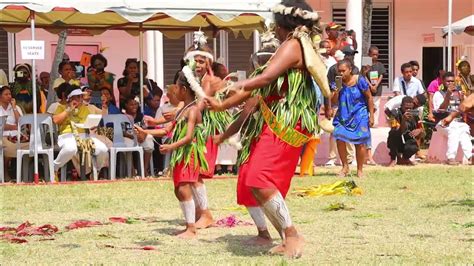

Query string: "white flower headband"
[[183, 30, 214, 61], [181, 64, 206, 100], [271, 4, 319, 21]]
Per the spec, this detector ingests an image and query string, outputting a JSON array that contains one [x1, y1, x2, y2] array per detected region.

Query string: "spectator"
[[143, 92, 162, 118], [455, 60, 473, 96], [140, 61, 162, 97], [101, 87, 121, 115], [81, 86, 103, 115], [46, 82, 69, 114], [325, 22, 357, 56], [325, 46, 359, 167], [331, 59, 374, 177], [408, 60, 422, 81], [0, 86, 28, 181], [39, 72, 50, 97], [386, 96, 424, 166], [52, 84, 109, 173], [212, 62, 229, 80], [87, 53, 115, 107], [52, 62, 80, 91], [319, 40, 337, 69], [10, 63, 42, 114], [364, 46, 386, 97], [384, 94, 427, 116], [426, 68, 446, 121], [392, 63, 425, 97], [433, 72, 472, 165], [118, 59, 146, 108], [122, 96, 155, 174]]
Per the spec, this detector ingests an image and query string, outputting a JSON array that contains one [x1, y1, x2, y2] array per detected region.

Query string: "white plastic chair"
[[16, 114, 55, 183], [103, 114, 145, 179], [0, 116, 6, 183]]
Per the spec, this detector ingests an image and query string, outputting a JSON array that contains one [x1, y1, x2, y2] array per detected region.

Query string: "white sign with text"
[[20, 40, 45, 60]]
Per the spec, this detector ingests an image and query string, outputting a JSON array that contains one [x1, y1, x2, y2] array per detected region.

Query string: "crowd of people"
[[0, 0, 473, 258]]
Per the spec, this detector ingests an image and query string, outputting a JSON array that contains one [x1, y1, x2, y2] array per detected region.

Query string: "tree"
[[362, 0, 373, 55]]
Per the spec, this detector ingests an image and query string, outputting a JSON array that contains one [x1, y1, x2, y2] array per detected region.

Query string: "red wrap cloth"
[[173, 158, 200, 187], [199, 137, 218, 179]]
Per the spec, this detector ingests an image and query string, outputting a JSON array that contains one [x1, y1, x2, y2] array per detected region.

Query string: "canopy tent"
[[0, 0, 279, 183], [0, 0, 278, 38], [442, 14, 474, 36]]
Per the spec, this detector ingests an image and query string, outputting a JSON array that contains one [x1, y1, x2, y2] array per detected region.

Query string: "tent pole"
[[139, 24, 144, 113], [213, 37, 217, 60], [30, 11, 39, 184], [447, 0, 453, 71], [443, 36, 446, 70]]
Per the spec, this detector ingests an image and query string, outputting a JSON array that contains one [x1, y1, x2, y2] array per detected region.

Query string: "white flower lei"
[[271, 4, 319, 21], [181, 65, 206, 99]]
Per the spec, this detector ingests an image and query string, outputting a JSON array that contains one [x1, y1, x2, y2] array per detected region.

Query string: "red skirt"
[[199, 137, 218, 179], [245, 123, 304, 198], [236, 160, 259, 207], [173, 159, 200, 188]]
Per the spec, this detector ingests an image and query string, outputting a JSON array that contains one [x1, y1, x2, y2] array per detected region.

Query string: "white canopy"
[[0, 0, 279, 38], [442, 14, 474, 36]]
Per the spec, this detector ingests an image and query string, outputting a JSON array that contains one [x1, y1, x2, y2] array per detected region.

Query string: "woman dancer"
[[206, 0, 328, 258]]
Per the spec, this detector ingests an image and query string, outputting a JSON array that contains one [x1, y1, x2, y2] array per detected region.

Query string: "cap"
[[67, 88, 86, 100], [341, 45, 358, 56], [334, 50, 345, 61], [326, 22, 342, 30]]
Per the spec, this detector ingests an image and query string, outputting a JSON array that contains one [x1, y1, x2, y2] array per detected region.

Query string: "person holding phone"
[[331, 59, 374, 178], [386, 96, 424, 166], [433, 72, 472, 165], [87, 54, 115, 107]]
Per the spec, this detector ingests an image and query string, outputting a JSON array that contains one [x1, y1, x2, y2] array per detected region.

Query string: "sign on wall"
[[422, 33, 435, 43], [20, 40, 45, 60]]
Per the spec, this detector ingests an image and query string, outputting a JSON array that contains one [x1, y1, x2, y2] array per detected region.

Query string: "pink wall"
[[15, 29, 145, 85], [394, 0, 473, 78]]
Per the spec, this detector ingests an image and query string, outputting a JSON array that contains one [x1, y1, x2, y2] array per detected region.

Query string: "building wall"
[[14, 29, 144, 84]]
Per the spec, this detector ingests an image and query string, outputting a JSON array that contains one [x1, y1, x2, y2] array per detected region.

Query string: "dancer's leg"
[[175, 183, 197, 238], [336, 140, 349, 177], [193, 178, 214, 229], [245, 206, 272, 245]]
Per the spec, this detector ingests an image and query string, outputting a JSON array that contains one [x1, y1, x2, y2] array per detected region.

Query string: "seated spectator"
[[426, 68, 446, 121], [118, 59, 144, 107], [0, 86, 29, 181], [52, 62, 80, 92], [81, 86, 103, 115], [455, 59, 473, 96], [408, 60, 423, 84], [433, 72, 472, 165], [144, 91, 162, 118], [39, 71, 50, 98], [87, 53, 115, 107], [392, 63, 425, 97], [101, 87, 121, 115], [10, 63, 42, 114], [52, 84, 109, 173], [384, 94, 427, 115], [122, 96, 155, 175], [386, 96, 424, 166], [144, 84, 183, 128], [47, 82, 70, 114]]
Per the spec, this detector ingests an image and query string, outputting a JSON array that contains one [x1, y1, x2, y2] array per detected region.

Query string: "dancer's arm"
[[160, 107, 198, 153], [214, 97, 258, 145]]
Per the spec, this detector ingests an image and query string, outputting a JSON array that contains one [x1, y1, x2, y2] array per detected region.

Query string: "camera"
[[15, 71, 24, 78], [407, 109, 419, 116]]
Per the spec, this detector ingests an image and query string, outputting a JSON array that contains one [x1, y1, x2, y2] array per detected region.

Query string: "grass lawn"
[[0, 165, 472, 264]]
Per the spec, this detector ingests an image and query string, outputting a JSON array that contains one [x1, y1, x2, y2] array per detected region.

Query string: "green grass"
[[0, 165, 472, 264]]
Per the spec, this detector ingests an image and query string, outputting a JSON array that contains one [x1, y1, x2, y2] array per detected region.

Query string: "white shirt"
[[384, 95, 405, 112], [392, 76, 425, 97], [433, 90, 462, 112], [155, 103, 178, 128], [47, 102, 61, 114], [0, 103, 23, 136], [321, 55, 337, 69]]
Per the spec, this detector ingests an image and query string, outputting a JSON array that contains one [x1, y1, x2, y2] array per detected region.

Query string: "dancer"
[[139, 70, 207, 238], [206, 0, 329, 258], [183, 31, 231, 229], [213, 31, 281, 245]]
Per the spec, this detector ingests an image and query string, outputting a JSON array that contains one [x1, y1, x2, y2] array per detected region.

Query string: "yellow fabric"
[[54, 104, 90, 134], [259, 97, 318, 147], [293, 180, 363, 197], [299, 138, 320, 176], [39, 90, 46, 113]]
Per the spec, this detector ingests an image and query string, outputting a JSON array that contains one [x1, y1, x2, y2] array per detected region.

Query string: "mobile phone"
[[335, 76, 342, 90], [408, 109, 419, 116], [16, 71, 24, 78]]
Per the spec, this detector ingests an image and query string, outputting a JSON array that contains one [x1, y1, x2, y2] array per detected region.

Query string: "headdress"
[[183, 30, 214, 62], [456, 55, 468, 68], [271, 4, 319, 21]]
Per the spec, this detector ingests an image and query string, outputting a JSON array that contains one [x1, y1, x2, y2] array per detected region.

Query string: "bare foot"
[[357, 170, 364, 178], [244, 235, 273, 246], [268, 243, 285, 255], [388, 160, 397, 167], [176, 228, 197, 239], [338, 167, 349, 177], [284, 234, 305, 259], [195, 210, 214, 229], [195, 208, 201, 221]]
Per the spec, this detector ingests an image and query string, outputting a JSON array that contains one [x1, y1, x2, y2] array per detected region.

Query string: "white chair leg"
[[48, 152, 55, 183], [61, 165, 67, 182], [110, 151, 116, 180], [92, 156, 98, 181], [139, 149, 145, 179], [149, 153, 154, 177], [0, 150, 4, 183], [16, 154, 22, 183]]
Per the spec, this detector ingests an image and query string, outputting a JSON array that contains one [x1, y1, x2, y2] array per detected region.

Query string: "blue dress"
[[333, 76, 371, 145]]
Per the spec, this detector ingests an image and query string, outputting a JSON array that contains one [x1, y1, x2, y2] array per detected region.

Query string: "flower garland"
[[271, 4, 319, 21], [181, 65, 206, 99]]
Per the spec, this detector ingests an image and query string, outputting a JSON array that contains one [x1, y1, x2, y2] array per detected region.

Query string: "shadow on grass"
[[422, 198, 474, 209], [199, 234, 274, 257], [59, 243, 81, 249], [153, 227, 180, 236], [158, 219, 183, 226], [135, 239, 162, 246]]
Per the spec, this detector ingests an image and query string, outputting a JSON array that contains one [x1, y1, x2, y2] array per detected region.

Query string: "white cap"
[[67, 88, 85, 100]]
